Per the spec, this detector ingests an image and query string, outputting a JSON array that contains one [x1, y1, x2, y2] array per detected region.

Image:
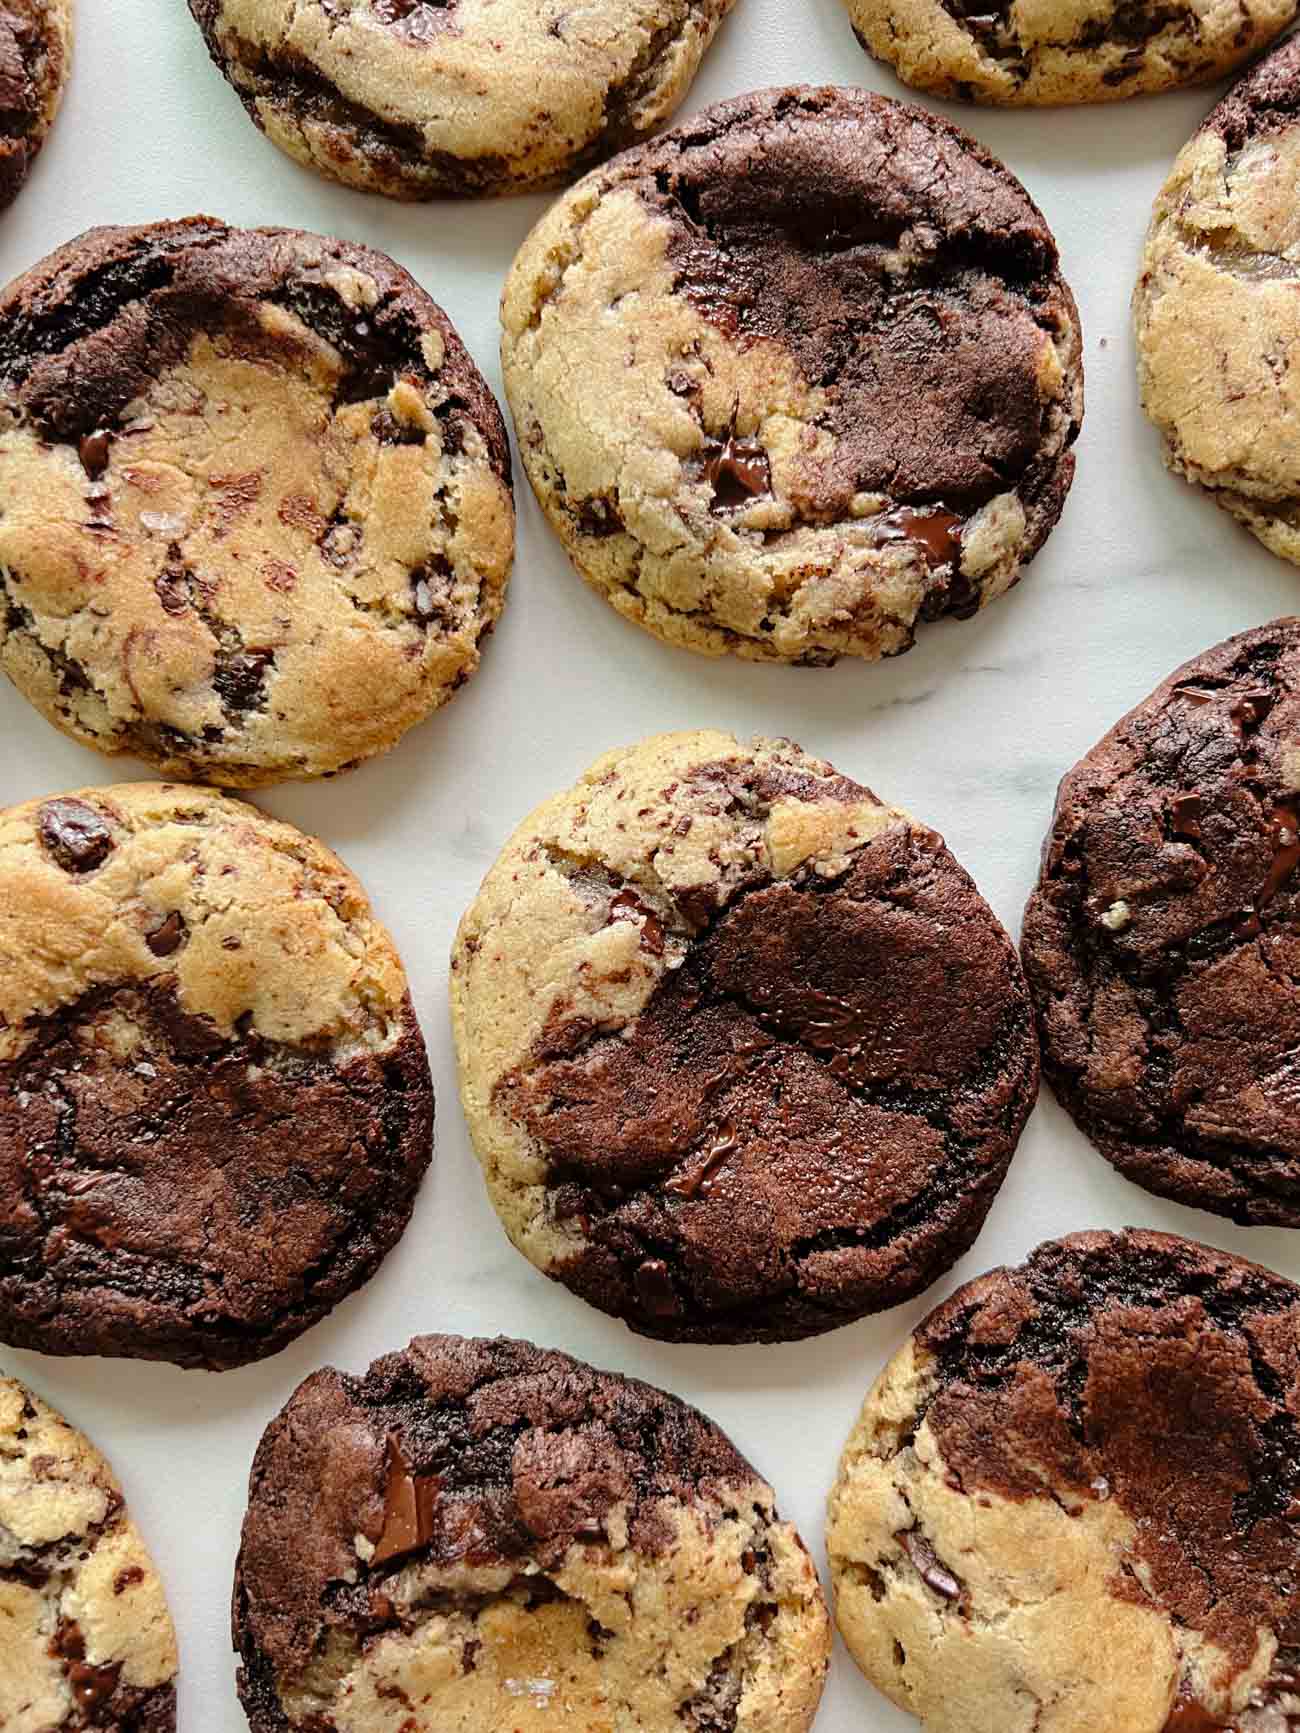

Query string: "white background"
[[3, 3, 1300, 1729]]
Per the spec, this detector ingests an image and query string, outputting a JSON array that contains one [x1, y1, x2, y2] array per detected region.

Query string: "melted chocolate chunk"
[[701, 433, 772, 513], [37, 799, 114, 874], [869, 506, 964, 568], [496, 789, 1037, 1344], [916, 1233, 1300, 1683], [1023, 621, 1300, 1226], [372, 1434, 439, 1565]]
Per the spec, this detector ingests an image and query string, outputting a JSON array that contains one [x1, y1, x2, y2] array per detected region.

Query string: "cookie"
[[827, 1230, 1300, 1733], [0, 2, 70, 211], [0, 217, 514, 786], [0, 781, 434, 1371], [1136, 36, 1300, 567], [233, 1332, 831, 1733], [451, 731, 1039, 1344], [187, 0, 735, 199], [0, 1374, 178, 1733], [501, 85, 1083, 667], [841, 0, 1295, 106], [1022, 620, 1300, 1226]]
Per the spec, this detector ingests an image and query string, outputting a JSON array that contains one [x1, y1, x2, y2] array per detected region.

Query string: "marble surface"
[[2, 3, 1299, 1729]]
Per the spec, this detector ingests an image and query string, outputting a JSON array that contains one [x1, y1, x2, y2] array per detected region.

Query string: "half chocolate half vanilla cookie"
[[452, 731, 1039, 1343], [502, 85, 1082, 666], [0, 782, 434, 1370], [0, 218, 514, 784], [233, 1334, 831, 1733], [828, 1230, 1300, 1733], [0, 1374, 178, 1731]]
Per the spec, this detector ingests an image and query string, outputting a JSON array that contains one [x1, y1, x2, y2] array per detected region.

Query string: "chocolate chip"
[[1169, 794, 1205, 839], [78, 429, 112, 479], [608, 888, 665, 956], [701, 433, 771, 513], [633, 1258, 679, 1318], [896, 1527, 964, 1603], [870, 506, 964, 568], [214, 648, 274, 716], [371, 1435, 439, 1566], [37, 800, 114, 874], [145, 912, 187, 958]]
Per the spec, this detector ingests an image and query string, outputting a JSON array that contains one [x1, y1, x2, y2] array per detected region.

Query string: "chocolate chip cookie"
[[0, 1374, 178, 1732], [501, 85, 1083, 666], [187, 0, 735, 199], [1022, 620, 1300, 1226], [234, 1333, 831, 1733], [841, 0, 1296, 106], [0, 1, 70, 210], [828, 1230, 1300, 1733], [451, 731, 1039, 1343], [0, 218, 514, 785], [1136, 36, 1300, 567], [0, 781, 434, 1370]]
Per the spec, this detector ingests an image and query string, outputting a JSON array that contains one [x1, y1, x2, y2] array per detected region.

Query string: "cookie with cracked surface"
[[0, 1374, 178, 1733], [233, 1332, 831, 1733], [0, 781, 434, 1371], [186, 0, 735, 199], [1022, 619, 1300, 1226], [841, 0, 1295, 106], [450, 730, 1039, 1344], [1136, 36, 1300, 566], [0, 217, 514, 786], [828, 1230, 1300, 1733], [0, 2, 70, 211], [500, 84, 1082, 666]]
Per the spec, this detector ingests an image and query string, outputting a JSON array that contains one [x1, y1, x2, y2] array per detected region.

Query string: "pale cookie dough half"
[[0, 1375, 178, 1733], [451, 730, 1039, 1343], [0, 1, 71, 210], [0, 782, 434, 1371], [502, 85, 1082, 666], [1136, 35, 1300, 567], [0, 217, 514, 785], [187, 0, 736, 199], [828, 1230, 1300, 1733], [841, 0, 1296, 106], [233, 1333, 831, 1733]]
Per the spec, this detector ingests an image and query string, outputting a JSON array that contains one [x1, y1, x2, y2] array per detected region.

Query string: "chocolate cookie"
[[0, 1374, 178, 1732], [0, 782, 434, 1370], [1022, 620, 1300, 1226], [501, 85, 1083, 666], [1136, 36, 1300, 567], [841, 0, 1296, 106], [0, 218, 514, 785], [0, 2, 70, 210], [233, 1333, 831, 1733], [828, 1230, 1300, 1733], [187, 0, 735, 199], [451, 731, 1039, 1343]]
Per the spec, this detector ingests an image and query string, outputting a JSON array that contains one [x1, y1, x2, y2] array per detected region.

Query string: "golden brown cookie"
[[233, 1333, 831, 1733], [841, 0, 1296, 105], [0, 218, 514, 785], [0, 782, 434, 1371], [186, 0, 735, 199], [501, 85, 1083, 666], [827, 1231, 1300, 1733], [0, 1, 71, 210], [1135, 35, 1300, 566], [0, 1374, 178, 1732], [451, 731, 1039, 1344]]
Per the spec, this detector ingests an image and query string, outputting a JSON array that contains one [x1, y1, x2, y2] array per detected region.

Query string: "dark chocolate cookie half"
[[186, 0, 735, 198], [451, 731, 1039, 1343], [0, 782, 434, 1370], [0, 1375, 179, 1731], [0, 1, 70, 210], [1023, 619, 1300, 1226], [233, 1334, 831, 1732], [502, 84, 1083, 665], [829, 1230, 1300, 1733], [0, 217, 514, 785]]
